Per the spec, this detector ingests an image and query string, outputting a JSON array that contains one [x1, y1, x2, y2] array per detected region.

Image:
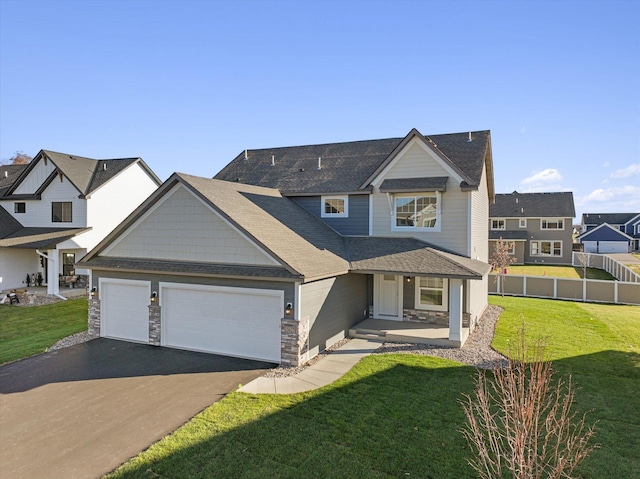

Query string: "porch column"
[[448, 279, 464, 342], [45, 249, 60, 296]]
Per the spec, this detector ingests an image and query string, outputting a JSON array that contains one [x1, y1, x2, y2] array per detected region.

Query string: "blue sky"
[[1, 0, 638, 221]]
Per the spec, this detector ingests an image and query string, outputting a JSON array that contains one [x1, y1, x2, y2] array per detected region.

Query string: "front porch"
[[349, 318, 469, 348]]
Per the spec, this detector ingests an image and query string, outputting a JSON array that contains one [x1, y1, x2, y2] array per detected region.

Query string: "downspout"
[[35, 249, 67, 301]]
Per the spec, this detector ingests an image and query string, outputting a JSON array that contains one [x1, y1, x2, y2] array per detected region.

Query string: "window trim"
[[505, 241, 516, 255], [540, 218, 564, 230], [14, 202, 26, 214], [52, 201, 73, 223], [392, 192, 441, 232], [321, 195, 348, 218], [414, 277, 448, 312], [519, 218, 527, 228], [491, 218, 506, 230], [530, 240, 562, 257]]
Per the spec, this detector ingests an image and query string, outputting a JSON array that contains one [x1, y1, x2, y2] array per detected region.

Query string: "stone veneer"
[[403, 308, 471, 328], [88, 298, 101, 338], [148, 304, 161, 346], [280, 316, 309, 367]]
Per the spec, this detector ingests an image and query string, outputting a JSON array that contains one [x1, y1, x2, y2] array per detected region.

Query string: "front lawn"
[[501, 264, 615, 280], [107, 298, 639, 479], [0, 298, 88, 365]]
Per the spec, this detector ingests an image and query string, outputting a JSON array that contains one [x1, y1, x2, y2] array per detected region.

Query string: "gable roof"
[[0, 205, 24, 238], [82, 174, 491, 282], [581, 212, 640, 226], [214, 129, 494, 198], [577, 222, 634, 242], [490, 191, 575, 218], [3, 150, 161, 198]]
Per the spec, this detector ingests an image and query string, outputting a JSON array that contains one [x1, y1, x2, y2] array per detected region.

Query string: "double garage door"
[[100, 279, 283, 362], [582, 241, 629, 254]]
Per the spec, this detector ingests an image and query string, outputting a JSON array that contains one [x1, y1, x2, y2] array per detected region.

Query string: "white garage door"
[[599, 242, 628, 253], [161, 283, 283, 362], [100, 279, 150, 343]]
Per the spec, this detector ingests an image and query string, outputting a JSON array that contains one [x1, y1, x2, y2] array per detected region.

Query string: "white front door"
[[374, 274, 402, 320]]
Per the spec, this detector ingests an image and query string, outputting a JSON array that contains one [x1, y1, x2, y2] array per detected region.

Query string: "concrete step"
[[349, 328, 387, 341]]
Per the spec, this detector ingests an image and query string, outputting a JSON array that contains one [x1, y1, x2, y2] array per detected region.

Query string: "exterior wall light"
[[150, 291, 158, 303], [285, 302, 293, 315], [406, 276, 412, 283], [90, 287, 97, 297]]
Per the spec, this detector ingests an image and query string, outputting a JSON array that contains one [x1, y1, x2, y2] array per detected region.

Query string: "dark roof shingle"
[[490, 191, 575, 218]]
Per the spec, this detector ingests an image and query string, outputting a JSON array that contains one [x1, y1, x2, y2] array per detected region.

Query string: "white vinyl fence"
[[489, 274, 640, 306], [572, 252, 640, 283]]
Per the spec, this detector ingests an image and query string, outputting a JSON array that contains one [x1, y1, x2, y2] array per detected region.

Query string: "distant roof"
[[0, 164, 28, 196], [577, 223, 634, 242], [2, 150, 161, 198], [488, 231, 529, 241], [82, 173, 490, 282], [214, 129, 493, 196], [490, 191, 575, 218], [581, 212, 640, 226]]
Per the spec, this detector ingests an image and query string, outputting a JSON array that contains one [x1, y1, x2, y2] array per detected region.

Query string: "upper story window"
[[14, 202, 26, 214], [321, 196, 348, 218], [541, 219, 564, 230], [394, 193, 439, 230], [491, 219, 506, 230], [519, 218, 527, 228], [52, 202, 72, 222]]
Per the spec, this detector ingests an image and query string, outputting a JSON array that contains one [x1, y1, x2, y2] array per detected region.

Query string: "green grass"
[[501, 264, 615, 280], [0, 298, 88, 365], [107, 298, 640, 479], [490, 296, 640, 478]]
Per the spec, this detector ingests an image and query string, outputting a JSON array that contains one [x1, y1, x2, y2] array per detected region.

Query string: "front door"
[[374, 274, 402, 320]]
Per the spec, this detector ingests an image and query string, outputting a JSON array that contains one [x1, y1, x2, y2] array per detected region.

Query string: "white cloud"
[[576, 185, 640, 212], [519, 168, 566, 192], [610, 163, 640, 179], [602, 161, 610, 168]]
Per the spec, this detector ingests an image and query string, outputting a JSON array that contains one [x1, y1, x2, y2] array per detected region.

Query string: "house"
[[489, 191, 575, 265], [79, 129, 494, 366], [0, 150, 161, 295], [579, 213, 640, 252]]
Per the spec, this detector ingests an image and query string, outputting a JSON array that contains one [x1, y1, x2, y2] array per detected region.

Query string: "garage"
[[160, 282, 283, 362], [582, 240, 629, 254], [100, 278, 151, 343]]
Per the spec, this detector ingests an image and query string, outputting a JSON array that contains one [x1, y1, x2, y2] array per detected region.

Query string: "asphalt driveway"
[[0, 338, 274, 479]]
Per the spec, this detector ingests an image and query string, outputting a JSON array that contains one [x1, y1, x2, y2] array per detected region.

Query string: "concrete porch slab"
[[349, 318, 469, 348]]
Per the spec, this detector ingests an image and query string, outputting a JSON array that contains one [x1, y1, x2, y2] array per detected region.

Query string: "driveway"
[[0, 339, 274, 479]]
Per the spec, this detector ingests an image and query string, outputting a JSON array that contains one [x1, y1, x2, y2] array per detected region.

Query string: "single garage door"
[[100, 278, 150, 343], [161, 282, 283, 362], [599, 242, 628, 253]]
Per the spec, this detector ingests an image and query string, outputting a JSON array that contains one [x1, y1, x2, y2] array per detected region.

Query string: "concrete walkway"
[[239, 338, 383, 394]]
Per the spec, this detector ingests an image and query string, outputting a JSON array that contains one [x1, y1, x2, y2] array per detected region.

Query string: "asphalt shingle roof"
[[0, 206, 23, 238], [345, 236, 490, 278], [581, 213, 639, 226], [214, 130, 491, 195], [0, 165, 28, 197], [490, 191, 575, 218]]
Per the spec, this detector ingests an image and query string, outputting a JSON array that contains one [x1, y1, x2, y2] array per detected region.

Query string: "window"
[[506, 241, 516, 255], [491, 219, 506, 230], [52, 202, 72, 222], [321, 196, 348, 218], [519, 218, 527, 228], [394, 193, 439, 229], [541, 219, 564, 230], [415, 277, 448, 311], [14, 202, 26, 214], [62, 253, 75, 276], [531, 240, 562, 257]]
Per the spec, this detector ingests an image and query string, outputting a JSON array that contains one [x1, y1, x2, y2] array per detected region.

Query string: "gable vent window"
[[52, 202, 72, 223], [321, 196, 348, 218], [14, 202, 26, 214]]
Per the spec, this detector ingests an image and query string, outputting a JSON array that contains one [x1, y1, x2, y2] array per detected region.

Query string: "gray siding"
[[91, 270, 295, 305], [302, 273, 369, 357], [290, 194, 369, 235]]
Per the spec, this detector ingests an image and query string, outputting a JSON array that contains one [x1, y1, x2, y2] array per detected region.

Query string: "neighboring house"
[[0, 150, 161, 294], [79, 129, 494, 366], [489, 191, 575, 265], [579, 213, 640, 252]]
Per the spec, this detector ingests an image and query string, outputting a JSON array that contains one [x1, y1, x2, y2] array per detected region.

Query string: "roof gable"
[[581, 212, 640, 226], [491, 191, 575, 218], [214, 129, 493, 197], [4, 150, 161, 198], [578, 222, 634, 241]]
